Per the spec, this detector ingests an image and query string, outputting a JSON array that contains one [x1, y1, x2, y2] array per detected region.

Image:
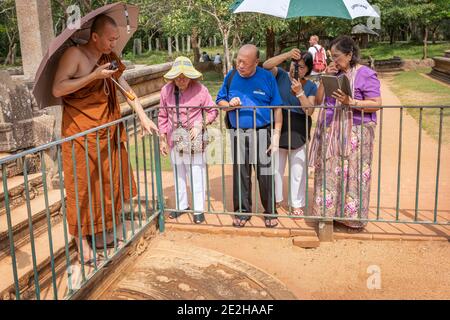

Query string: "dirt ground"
[[157, 231, 450, 300]]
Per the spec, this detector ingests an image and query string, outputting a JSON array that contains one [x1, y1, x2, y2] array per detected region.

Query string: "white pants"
[[274, 146, 307, 208], [170, 149, 206, 214]]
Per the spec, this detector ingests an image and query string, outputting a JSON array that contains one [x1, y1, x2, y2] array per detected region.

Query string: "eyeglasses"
[[331, 53, 347, 62]]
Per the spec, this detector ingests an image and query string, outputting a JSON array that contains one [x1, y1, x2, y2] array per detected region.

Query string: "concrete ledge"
[[166, 221, 449, 242], [293, 236, 320, 248]]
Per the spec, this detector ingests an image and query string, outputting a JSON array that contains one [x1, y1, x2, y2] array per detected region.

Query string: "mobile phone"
[[109, 60, 119, 70]]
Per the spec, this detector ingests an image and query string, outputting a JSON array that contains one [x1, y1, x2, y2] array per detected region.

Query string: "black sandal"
[[169, 207, 190, 219], [232, 216, 250, 228], [264, 218, 279, 228]]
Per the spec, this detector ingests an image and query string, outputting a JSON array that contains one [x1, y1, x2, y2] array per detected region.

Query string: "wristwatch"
[[296, 91, 305, 98]]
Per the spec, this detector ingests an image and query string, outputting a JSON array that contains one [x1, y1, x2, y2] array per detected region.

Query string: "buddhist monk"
[[52, 14, 159, 266]]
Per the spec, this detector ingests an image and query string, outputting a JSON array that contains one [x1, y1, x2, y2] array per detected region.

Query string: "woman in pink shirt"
[[158, 57, 218, 224]]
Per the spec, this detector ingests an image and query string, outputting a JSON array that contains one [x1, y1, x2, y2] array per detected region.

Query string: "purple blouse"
[[324, 65, 381, 126]]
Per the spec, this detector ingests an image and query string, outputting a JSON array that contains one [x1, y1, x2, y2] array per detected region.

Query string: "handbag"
[[172, 86, 209, 154]]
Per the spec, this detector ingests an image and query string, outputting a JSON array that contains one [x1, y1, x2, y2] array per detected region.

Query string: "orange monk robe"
[[61, 52, 137, 237]]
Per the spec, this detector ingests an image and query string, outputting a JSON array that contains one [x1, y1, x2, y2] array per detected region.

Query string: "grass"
[[128, 137, 172, 172], [361, 42, 450, 60], [128, 71, 225, 172], [389, 67, 450, 144], [202, 70, 224, 101], [124, 46, 227, 65]]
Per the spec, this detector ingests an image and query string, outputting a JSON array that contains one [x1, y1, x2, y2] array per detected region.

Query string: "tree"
[[188, 0, 237, 74], [0, 0, 18, 65]]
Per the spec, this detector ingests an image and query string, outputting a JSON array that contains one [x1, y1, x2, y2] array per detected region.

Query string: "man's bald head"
[[239, 44, 260, 60], [236, 44, 260, 78], [90, 14, 118, 37]]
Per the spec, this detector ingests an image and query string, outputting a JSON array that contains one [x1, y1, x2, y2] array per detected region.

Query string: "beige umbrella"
[[32, 2, 139, 109]]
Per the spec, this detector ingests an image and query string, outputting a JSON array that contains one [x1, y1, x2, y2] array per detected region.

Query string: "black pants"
[[230, 127, 276, 220]]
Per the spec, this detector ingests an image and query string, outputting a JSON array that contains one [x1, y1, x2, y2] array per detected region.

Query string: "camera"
[[109, 60, 119, 70]]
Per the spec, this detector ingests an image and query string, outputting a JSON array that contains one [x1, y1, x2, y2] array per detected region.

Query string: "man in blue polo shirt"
[[216, 44, 283, 228]]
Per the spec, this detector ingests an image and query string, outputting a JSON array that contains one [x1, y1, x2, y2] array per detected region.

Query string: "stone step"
[[0, 173, 44, 216], [0, 219, 76, 299], [0, 190, 63, 260], [0, 200, 148, 300], [0, 221, 144, 300]]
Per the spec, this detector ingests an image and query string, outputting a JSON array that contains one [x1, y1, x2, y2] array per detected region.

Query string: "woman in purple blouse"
[[310, 36, 382, 232]]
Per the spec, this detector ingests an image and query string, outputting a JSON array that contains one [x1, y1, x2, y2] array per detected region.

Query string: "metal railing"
[[162, 105, 449, 226], [0, 108, 164, 300], [0, 104, 448, 300]]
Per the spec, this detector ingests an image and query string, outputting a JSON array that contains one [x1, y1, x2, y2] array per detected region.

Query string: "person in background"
[[308, 35, 328, 84], [202, 51, 211, 62], [310, 35, 382, 232], [263, 49, 317, 217], [214, 53, 222, 65]]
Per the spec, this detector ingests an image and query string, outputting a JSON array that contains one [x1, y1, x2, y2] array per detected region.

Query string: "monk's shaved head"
[[89, 14, 120, 54], [91, 14, 118, 36], [238, 44, 260, 60]]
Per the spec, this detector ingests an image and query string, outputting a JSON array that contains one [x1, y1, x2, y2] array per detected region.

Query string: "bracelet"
[[296, 91, 305, 98]]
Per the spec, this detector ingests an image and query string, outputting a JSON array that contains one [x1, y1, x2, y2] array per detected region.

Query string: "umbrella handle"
[[110, 77, 136, 101]]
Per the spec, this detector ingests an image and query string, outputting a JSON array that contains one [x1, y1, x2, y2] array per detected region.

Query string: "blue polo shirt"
[[276, 67, 317, 114], [216, 67, 283, 129]]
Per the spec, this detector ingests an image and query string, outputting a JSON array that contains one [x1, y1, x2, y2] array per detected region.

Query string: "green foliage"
[[390, 67, 450, 143], [361, 42, 450, 60]]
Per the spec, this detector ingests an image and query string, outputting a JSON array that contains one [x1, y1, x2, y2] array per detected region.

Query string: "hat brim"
[[163, 69, 203, 81]]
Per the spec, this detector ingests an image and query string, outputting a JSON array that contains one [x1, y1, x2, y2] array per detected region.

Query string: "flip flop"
[[106, 238, 126, 249], [169, 207, 190, 219], [232, 216, 250, 228], [290, 208, 304, 219], [264, 218, 279, 228], [77, 253, 104, 268]]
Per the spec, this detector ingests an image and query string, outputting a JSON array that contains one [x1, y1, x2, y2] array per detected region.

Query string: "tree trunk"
[[148, 35, 153, 52], [4, 43, 16, 65], [4, 31, 16, 65], [168, 36, 173, 57], [266, 27, 275, 60], [223, 29, 232, 75], [191, 29, 200, 63], [431, 25, 439, 44], [422, 26, 429, 60], [389, 29, 395, 45]]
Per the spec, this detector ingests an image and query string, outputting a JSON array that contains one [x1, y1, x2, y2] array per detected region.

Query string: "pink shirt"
[[158, 81, 218, 148]]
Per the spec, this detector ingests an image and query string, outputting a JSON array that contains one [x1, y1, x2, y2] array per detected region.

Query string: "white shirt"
[[214, 55, 221, 64]]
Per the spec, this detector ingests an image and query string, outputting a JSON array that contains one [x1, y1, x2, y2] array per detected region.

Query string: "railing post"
[[317, 219, 334, 242], [153, 134, 165, 232]]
